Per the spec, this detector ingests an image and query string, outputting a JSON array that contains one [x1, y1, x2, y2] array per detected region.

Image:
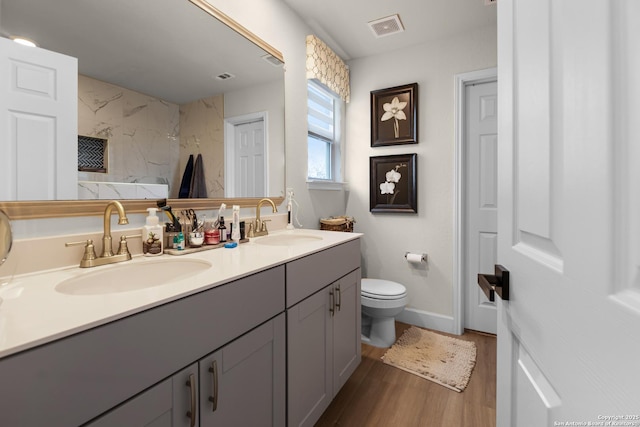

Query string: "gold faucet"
[[101, 200, 129, 257], [249, 198, 277, 238], [66, 201, 139, 268]]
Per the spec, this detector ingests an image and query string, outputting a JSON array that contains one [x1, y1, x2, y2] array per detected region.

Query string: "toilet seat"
[[361, 278, 407, 300]]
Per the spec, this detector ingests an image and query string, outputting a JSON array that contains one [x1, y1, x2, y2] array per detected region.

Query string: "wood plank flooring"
[[315, 322, 496, 427]]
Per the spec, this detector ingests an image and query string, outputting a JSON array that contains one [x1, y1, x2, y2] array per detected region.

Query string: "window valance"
[[305, 35, 350, 103]]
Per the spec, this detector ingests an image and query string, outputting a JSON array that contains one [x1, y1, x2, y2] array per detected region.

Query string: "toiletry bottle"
[[218, 216, 227, 243], [231, 205, 240, 242], [142, 208, 164, 256], [175, 231, 185, 250]]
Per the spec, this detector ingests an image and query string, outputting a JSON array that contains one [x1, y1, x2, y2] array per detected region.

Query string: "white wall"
[[345, 26, 497, 329], [205, 0, 349, 228]]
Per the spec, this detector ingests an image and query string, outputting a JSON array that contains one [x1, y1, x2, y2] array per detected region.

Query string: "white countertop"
[[0, 229, 361, 359]]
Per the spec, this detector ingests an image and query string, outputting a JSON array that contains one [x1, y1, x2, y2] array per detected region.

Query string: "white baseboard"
[[396, 308, 458, 335]]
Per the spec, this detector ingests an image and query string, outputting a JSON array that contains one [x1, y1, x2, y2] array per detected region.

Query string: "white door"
[[0, 37, 77, 200], [496, 0, 640, 424], [225, 114, 268, 197], [464, 80, 498, 334]]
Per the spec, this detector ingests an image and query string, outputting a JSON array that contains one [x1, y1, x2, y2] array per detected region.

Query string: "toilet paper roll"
[[405, 252, 425, 264]]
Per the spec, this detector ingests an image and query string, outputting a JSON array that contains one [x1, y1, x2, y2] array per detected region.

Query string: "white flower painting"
[[380, 97, 407, 139], [379, 163, 407, 205], [371, 83, 417, 147], [371, 154, 417, 213]]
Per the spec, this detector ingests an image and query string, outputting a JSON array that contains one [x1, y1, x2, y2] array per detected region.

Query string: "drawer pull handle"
[[208, 361, 219, 412], [329, 289, 335, 316], [335, 283, 341, 311], [186, 373, 196, 427]]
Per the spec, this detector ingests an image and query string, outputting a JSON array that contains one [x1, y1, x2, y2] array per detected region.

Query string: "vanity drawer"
[[286, 239, 361, 307], [0, 265, 285, 427]]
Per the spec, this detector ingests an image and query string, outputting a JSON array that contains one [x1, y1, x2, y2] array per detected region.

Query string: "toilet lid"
[[361, 278, 407, 299]]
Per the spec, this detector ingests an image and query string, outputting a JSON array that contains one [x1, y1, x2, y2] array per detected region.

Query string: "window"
[[307, 80, 343, 187]]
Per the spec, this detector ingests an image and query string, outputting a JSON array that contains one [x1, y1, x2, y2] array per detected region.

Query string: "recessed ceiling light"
[[11, 36, 38, 48]]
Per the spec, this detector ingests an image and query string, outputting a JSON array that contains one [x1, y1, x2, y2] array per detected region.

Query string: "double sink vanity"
[[0, 226, 362, 426]]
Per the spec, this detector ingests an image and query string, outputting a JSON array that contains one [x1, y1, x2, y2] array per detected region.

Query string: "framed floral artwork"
[[370, 83, 418, 147], [370, 153, 417, 213]]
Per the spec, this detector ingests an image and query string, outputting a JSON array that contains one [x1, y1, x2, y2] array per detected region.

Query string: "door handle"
[[208, 360, 219, 412], [329, 288, 335, 316], [185, 373, 196, 427], [477, 265, 510, 301]]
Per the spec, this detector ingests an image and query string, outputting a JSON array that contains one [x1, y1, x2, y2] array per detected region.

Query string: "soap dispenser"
[[142, 208, 163, 256]]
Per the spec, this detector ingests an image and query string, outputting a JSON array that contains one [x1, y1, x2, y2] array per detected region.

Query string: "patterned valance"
[[306, 35, 350, 103]]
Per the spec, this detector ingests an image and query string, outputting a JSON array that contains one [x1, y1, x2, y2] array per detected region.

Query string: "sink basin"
[[254, 233, 323, 247], [55, 258, 212, 296]]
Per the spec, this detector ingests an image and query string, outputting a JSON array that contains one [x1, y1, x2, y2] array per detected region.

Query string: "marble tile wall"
[[77, 181, 168, 200], [77, 75, 181, 197], [179, 95, 225, 198]]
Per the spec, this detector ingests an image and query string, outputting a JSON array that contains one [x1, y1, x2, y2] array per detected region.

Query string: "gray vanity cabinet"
[[0, 266, 285, 427], [90, 314, 286, 427], [286, 240, 362, 427]]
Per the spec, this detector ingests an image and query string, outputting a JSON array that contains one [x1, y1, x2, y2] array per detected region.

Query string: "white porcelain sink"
[[254, 233, 323, 247], [55, 258, 212, 296]]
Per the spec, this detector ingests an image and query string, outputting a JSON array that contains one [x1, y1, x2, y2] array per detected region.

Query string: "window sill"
[[306, 180, 348, 191]]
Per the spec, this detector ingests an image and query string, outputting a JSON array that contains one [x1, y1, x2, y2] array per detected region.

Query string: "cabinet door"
[[200, 314, 286, 427], [87, 363, 198, 427], [287, 286, 333, 427], [332, 269, 361, 395]]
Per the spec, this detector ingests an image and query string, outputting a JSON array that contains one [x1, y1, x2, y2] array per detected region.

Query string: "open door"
[[496, 0, 640, 424], [0, 37, 77, 200]]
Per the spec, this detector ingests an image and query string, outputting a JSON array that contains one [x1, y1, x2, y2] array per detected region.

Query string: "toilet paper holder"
[[404, 252, 427, 263]]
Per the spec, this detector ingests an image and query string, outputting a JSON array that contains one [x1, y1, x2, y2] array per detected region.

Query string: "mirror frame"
[[0, 0, 285, 220]]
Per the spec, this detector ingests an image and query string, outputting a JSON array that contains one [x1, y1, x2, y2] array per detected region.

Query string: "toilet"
[[361, 278, 408, 348]]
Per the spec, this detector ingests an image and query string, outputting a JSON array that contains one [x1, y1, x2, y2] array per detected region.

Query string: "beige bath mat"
[[382, 326, 477, 392]]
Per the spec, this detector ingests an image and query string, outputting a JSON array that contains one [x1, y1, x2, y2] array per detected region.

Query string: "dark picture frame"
[[370, 153, 417, 213], [370, 83, 418, 147]]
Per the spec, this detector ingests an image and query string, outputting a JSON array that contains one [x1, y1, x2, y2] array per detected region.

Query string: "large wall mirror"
[[0, 0, 285, 219]]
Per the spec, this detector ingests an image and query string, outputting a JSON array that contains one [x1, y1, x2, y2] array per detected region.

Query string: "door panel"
[[234, 119, 265, 197], [87, 378, 173, 427], [497, 0, 640, 423], [287, 287, 333, 427], [332, 270, 361, 394], [465, 80, 498, 333], [513, 344, 561, 426], [200, 314, 285, 427], [0, 37, 77, 200]]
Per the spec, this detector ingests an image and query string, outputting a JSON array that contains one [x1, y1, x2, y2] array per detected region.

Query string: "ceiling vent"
[[215, 72, 235, 81], [368, 14, 405, 38], [262, 53, 284, 67]]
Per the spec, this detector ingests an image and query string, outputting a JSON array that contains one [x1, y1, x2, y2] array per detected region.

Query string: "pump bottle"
[[142, 208, 164, 256]]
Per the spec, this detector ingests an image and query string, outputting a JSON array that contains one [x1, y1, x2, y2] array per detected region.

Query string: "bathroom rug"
[[382, 326, 476, 392]]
